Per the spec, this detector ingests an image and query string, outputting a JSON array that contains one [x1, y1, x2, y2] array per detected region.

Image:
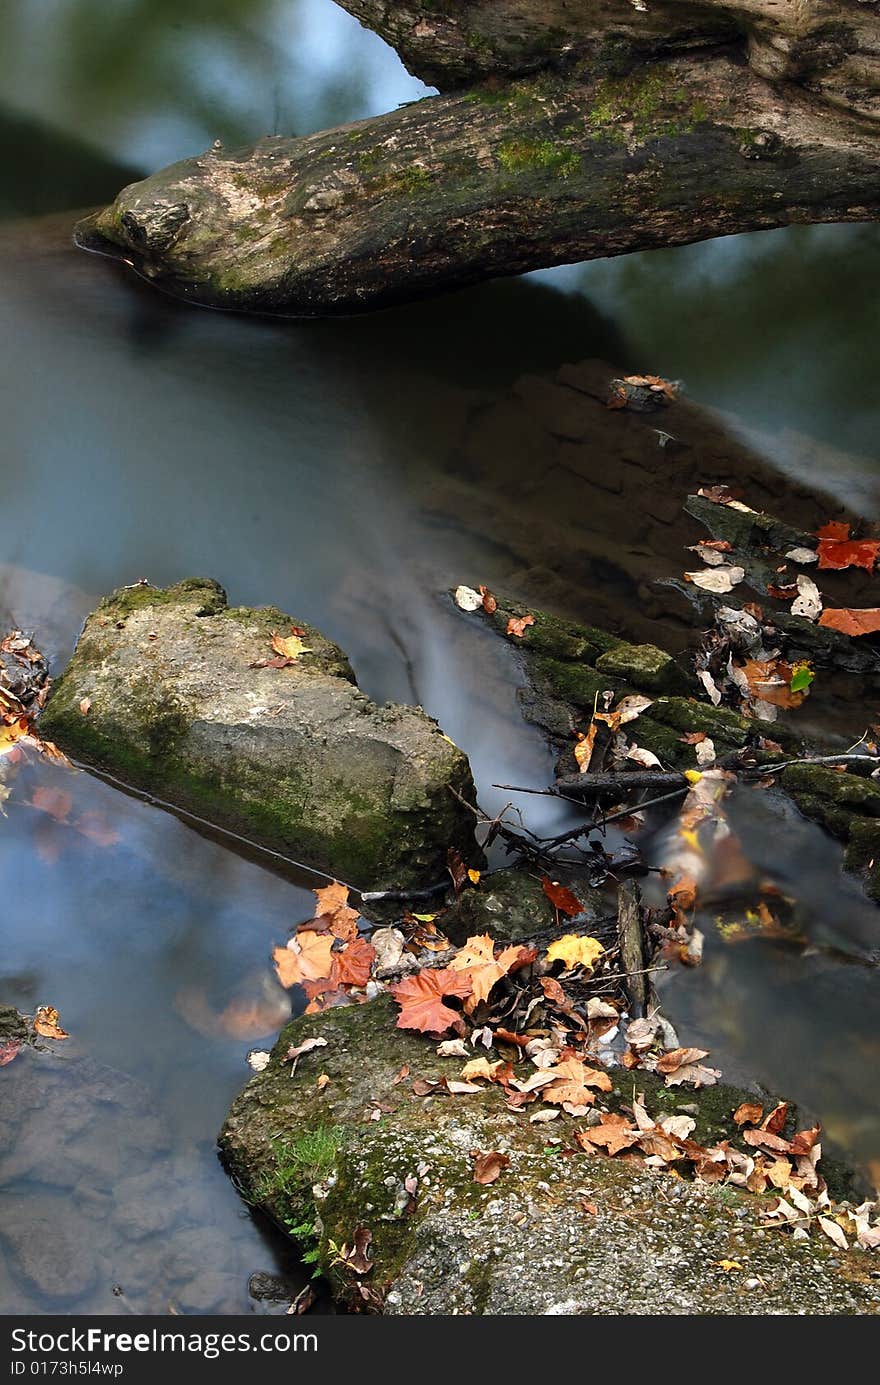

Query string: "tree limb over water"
[[75, 4, 880, 315]]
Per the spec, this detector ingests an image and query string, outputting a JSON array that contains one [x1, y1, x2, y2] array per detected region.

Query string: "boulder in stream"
[[39, 579, 478, 889], [220, 997, 879, 1315]]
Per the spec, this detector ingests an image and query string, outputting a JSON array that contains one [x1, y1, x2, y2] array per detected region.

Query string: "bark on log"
[[76, 50, 880, 317], [339, 0, 880, 121]]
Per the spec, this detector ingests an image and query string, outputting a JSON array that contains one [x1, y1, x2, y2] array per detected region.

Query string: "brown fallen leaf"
[[507, 614, 535, 638], [542, 1058, 612, 1112], [0, 1039, 21, 1066], [478, 585, 497, 614], [576, 1113, 640, 1156], [472, 1150, 510, 1185], [733, 1102, 764, 1127], [33, 1005, 69, 1040]]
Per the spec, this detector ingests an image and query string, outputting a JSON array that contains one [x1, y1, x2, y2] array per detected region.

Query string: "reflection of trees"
[[0, 0, 383, 168], [572, 223, 880, 459]]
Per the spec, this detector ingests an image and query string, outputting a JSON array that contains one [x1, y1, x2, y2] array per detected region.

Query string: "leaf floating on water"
[[0, 1039, 21, 1066], [818, 607, 880, 637], [785, 547, 818, 564], [33, 1005, 69, 1040], [506, 614, 535, 638]]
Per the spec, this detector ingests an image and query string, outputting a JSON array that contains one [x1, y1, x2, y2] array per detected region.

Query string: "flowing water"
[[1, 0, 879, 1315]]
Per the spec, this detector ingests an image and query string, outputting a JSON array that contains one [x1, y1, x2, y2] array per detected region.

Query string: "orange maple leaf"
[[335, 937, 376, 987], [506, 614, 535, 638], [390, 967, 473, 1033], [273, 932, 335, 988], [818, 607, 880, 637]]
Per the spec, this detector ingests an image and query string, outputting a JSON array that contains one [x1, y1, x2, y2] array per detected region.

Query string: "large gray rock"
[[219, 997, 879, 1316], [39, 579, 478, 889]]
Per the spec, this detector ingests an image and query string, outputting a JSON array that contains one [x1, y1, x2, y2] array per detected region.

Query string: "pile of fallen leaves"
[[269, 879, 879, 1253]]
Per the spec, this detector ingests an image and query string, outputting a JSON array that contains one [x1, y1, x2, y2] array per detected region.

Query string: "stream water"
[[1, 0, 879, 1315]]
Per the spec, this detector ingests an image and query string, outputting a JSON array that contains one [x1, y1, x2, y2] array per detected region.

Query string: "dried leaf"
[[33, 1005, 68, 1040], [270, 629, 312, 661], [685, 565, 745, 593], [790, 574, 822, 621], [0, 1039, 21, 1066], [287, 1036, 329, 1063], [312, 882, 361, 941], [472, 1150, 510, 1185], [478, 585, 497, 614], [507, 614, 535, 638], [818, 1216, 849, 1251], [335, 937, 376, 988], [460, 1057, 504, 1082], [785, 547, 818, 564], [733, 1102, 764, 1127], [390, 968, 473, 1034], [576, 1112, 640, 1155], [543, 1058, 612, 1111], [626, 744, 663, 769], [454, 585, 483, 612], [274, 932, 335, 989], [79, 697, 92, 715]]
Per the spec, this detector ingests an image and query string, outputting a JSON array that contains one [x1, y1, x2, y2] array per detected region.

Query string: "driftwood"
[[616, 879, 649, 1018], [75, 1, 880, 316]]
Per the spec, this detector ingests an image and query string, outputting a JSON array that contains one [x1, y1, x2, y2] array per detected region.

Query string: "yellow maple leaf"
[[460, 1057, 504, 1082], [545, 934, 604, 971], [271, 630, 312, 660], [717, 1260, 744, 1273]]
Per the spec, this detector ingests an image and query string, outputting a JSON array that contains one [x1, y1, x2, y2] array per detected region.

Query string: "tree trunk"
[[76, 45, 880, 317]]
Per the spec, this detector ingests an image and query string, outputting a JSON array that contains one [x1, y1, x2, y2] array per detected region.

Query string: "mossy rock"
[[219, 997, 879, 1315], [40, 580, 479, 890], [439, 867, 612, 946], [595, 642, 691, 695], [0, 1007, 26, 1044]]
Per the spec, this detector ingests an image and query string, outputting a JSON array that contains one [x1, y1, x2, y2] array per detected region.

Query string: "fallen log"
[[76, 48, 880, 316]]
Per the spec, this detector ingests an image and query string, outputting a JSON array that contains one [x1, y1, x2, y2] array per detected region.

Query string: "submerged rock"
[[220, 997, 879, 1316], [39, 579, 478, 889]]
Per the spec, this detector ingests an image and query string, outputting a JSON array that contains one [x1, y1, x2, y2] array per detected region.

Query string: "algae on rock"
[[39, 579, 479, 889]]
